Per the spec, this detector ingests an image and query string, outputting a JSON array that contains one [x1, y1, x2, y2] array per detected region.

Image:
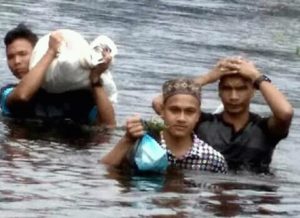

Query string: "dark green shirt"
[[195, 112, 288, 173]]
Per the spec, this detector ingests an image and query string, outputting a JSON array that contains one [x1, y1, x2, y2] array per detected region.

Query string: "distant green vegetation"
[[143, 117, 165, 132]]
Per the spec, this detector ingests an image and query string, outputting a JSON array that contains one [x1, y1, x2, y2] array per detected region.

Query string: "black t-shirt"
[[1, 84, 95, 124], [195, 112, 288, 173]]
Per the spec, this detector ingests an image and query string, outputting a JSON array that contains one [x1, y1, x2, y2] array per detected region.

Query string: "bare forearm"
[[259, 81, 293, 128], [194, 72, 215, 86], [92, 86, 116, 127], [8, 49, 56, 103], [100, 136, 135, 166]]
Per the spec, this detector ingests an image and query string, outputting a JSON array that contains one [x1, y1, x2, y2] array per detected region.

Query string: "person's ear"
[[152, 95, 163, 115], [195, 112, 200, 123], [160, 106, 165, 119]]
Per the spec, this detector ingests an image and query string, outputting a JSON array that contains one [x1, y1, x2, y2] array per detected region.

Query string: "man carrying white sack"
[[29, 28, 118, 104], [0, 23, 116, 127]]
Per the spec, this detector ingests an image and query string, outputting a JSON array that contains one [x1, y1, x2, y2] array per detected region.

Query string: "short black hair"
[[219, 73, 252, 86], [4, 23, 38, 47]]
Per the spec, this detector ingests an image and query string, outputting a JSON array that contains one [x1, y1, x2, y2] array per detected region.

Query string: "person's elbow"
[[99, 154, 124, 167], [17, 93, 33, 102], [280, 104, 294, 123], [9, 91, 33, 104], [282, 106, 294, 125], [275, 104, 294, 129]]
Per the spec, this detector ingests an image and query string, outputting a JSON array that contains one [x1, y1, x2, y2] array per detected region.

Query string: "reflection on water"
[[103, 167, 284, 217], [0, 0, 300, 217]]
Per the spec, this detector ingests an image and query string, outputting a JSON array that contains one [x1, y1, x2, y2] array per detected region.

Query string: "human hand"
[[90, 48, 112, 77], [207, 57, 262, 82], [227, 58, 262, 82], [48, 30, 64, 55], [124, 115, 145, 141], [207, 57, 242, 82]]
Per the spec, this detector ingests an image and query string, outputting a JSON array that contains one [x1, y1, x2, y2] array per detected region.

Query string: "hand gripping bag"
[[29, 29, 118, 103]]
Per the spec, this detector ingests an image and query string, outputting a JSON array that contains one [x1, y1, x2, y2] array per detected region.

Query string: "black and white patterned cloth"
[[165, 134, 228, 173]]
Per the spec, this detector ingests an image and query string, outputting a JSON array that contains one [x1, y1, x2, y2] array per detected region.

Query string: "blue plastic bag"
[[132, 134, 169, 173]]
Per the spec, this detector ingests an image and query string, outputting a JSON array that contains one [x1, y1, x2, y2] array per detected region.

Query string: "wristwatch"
[[90, 77, 103, 87], [253, 74, 271, 90]]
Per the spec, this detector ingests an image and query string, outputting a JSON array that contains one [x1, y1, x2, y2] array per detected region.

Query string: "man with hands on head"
[[1, 23, 115, 127], [153, 57, 293, 173]]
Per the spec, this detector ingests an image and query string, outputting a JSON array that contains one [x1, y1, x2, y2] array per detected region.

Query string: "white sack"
[[29, 29, 118, 103]]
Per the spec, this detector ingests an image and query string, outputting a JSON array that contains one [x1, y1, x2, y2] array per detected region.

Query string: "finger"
[[219, 65, 235, 72], [103, 46, 111, 53], [125, 127, 144, 139], [223, 70, 239, 75], [127, 120, 143, 130], [127, 122, 143, 131], [217, 59, 227, 67], [125, 131, 144, 140], [102, 48, 112, 56], [222, 62, 241, 70], [103, 53, 112, 64], [127, 114, 141, 123], [128, 125, 145, 137], [130, 129, 145, 138], [218, 58, 239, 68], [229, 59, 242, 64], [126, 119, 143, 131]]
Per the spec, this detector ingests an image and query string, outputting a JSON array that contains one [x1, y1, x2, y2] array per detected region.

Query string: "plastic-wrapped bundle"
[[131, 134, 169, 173], [29, 29, 118, 103]]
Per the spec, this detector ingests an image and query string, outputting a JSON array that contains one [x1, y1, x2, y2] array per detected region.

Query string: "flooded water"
[[0, 0, 300, 217]]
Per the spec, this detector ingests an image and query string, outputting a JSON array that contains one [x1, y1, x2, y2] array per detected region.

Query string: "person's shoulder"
[[249, 112, 283, 137], [200, 112, 219, 122], [248, 112, 268, 124]]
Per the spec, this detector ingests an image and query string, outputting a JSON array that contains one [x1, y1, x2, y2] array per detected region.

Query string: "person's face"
[[219, 75, 254, 115], [6, 38, 33, 79], [161, 94, 200, 138]]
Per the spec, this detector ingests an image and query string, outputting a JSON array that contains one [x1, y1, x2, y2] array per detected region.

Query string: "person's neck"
[[162, 130, 193, 158], [222, 110, 250, 132]]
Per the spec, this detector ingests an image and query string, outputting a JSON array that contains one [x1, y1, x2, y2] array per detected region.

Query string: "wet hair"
[[218, 73, 252, 88], [4, 23, 38, 47]]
